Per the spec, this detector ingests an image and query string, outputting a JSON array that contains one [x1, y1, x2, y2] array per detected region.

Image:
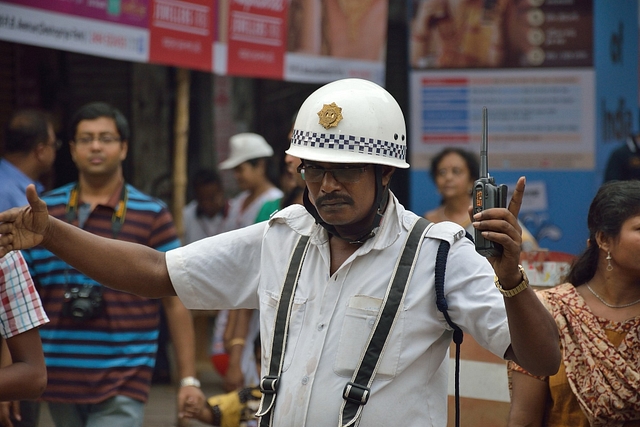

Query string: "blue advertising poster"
[[408, 0, 638, 256]]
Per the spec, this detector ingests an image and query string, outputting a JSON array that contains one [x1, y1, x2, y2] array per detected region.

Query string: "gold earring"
[[606, 251, 613, 271]]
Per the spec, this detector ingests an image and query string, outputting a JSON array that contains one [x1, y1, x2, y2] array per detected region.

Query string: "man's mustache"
[[315, 194, 354, 206]]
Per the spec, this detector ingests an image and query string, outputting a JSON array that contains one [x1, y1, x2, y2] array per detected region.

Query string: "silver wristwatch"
[[179, 376, 201, 388]]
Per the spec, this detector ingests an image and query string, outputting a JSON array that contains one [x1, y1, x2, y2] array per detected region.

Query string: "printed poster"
[[3, 0, 150, 27], [408, 0, 593, 70], [409, 68, 595, 170], [149, 0, 214, 71], [0, 0, 388, 83], [284, 0, 388, 84], [0, 1, 149, 61], [225, 0, 288, 79]]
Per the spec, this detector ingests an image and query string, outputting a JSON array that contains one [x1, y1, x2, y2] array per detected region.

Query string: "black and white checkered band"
[[290, 129, 406, 161]]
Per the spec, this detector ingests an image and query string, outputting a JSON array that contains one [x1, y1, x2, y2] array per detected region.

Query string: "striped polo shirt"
[[22, 182, 180, 404]]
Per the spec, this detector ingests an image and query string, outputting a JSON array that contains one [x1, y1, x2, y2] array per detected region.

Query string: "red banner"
[[0, 0, 386, 84], [149, 0, 214, 71], [225, 0, 287, 79]]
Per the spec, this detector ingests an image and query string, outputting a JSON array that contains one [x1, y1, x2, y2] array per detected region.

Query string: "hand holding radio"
[[471, 108, 525, 282], [473, 107, 508, 257]]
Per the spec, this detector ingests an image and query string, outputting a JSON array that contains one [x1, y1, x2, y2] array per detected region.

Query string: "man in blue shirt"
[[0, 108, 58, 427], [0, 109, 59, 212]]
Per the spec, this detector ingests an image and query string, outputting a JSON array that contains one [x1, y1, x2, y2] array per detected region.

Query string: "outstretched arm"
[[472, 177, 560, 376], [0, 185, 174, 298]]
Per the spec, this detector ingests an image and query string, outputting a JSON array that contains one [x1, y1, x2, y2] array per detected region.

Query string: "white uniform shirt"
[[166, 194, 511, 427]]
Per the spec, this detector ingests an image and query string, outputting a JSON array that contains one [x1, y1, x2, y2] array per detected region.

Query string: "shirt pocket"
[[333, 295, 403, 381], [260, 289, 308, 373]]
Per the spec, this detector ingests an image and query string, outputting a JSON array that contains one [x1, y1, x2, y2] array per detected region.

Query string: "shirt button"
[[302, 376, 309, 385], [368, 318, 375, 327], [317, 323, 325, 331]]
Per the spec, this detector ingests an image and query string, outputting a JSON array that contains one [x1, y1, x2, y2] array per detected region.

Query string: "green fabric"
[[255, 198, 282, 223]]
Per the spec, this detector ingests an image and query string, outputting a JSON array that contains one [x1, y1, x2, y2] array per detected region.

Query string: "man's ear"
[[381, 166, 396, 187], [119, 140, 129, 161], [33, 141, 48, 160]]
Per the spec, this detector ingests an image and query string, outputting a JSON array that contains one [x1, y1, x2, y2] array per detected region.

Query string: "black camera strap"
[[65, 182, 128, 239]]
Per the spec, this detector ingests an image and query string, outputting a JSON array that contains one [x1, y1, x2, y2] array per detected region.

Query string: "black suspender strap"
[[256, 234, 311, 426], [338, 217, 432, 427], [256, 219, 466, 427]]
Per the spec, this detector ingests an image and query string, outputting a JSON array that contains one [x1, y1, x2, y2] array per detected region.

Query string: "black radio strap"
[[338, 217, 432, 427], [435, 239, 465, 427], [256, 234, 311, 426]]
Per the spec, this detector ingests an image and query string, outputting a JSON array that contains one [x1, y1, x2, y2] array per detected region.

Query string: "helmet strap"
[[302, 165, 389, 244]]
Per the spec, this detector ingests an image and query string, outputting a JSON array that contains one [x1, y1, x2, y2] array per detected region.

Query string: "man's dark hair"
[[429, 148, 480, 182], [4, 109, 51, 154], [192, 168, 221, 190], [70, 102, 130, 142]]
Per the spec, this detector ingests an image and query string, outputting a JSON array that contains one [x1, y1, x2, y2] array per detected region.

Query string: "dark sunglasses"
[[297, 164, 369, 183]]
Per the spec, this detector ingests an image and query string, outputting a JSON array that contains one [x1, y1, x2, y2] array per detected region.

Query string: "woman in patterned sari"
[[507, 180, 640, 427]]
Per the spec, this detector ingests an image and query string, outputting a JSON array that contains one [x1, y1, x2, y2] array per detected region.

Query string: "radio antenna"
[[480, 107, 489, 180]]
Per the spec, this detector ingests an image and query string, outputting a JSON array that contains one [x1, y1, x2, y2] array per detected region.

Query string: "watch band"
[[180, 376, 201, 388], [494, 265, 529, 297]]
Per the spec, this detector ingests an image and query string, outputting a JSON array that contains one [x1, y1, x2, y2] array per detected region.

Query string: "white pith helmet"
[[286, 78, 409, 169], [219, 132, 274, 170]]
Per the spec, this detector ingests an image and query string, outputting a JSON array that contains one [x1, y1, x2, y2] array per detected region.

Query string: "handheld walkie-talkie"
[[473, 107, 508, 257]]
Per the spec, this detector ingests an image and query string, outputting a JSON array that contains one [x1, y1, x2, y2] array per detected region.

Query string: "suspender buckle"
[[342, 382, 370, 405], [260, 375, 280, 395]]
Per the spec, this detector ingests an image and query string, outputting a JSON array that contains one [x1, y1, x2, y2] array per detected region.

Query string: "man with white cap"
[[219, 132, 283, 230], [0, 78, 560, 427], [215, 132, 283, 392]]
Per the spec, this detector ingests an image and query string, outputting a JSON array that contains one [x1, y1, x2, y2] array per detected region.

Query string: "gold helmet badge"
[[317, 102, 343, 129]]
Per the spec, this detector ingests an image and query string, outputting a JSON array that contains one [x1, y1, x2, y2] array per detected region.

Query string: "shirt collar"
[[78, 180, 125, 210]]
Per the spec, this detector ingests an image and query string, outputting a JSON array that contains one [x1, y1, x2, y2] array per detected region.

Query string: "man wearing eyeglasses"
[[9, 102, 205, 427], [0, 81, 560, 427], [0, 108, 58, 427]]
